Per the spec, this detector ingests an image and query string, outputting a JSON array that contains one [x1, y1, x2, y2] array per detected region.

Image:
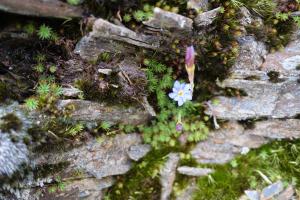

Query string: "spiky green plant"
[[133, 10, 146, 22], [25, 98, 38, 110], [34, 63, 45, 73], [123, 14, 132, 23], [37, 83, 50, 96], [49, 65, 57, 73], [38, 24, 53, 40]]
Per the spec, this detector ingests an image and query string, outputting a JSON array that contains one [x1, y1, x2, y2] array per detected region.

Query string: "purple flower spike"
[[169, 81, 192, 106], [185, 46, 196, 86]]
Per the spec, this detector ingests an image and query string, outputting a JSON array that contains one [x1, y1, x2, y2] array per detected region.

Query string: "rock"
[[276, 185, 295, 200], [233, 36, 268, 71], [177, 166, 214, 177], [127, 144, 151, 161], [175, 179, 197, 200], [62, 87, 82, 98], [35, 133, 144, 179], [261, 37, 300, 78], [143, 7, 193, 35], [245, 120, 300, 139], [1, 133, 150, 200], [205, 35, 300, 120], [0, 0, 83, 18], [39, 177, 114, 200], [98, 68, 113, 75], [261, 181, 284, 200], [57, 99, 152, 126], [191, 120, 300, 164], [187, 0, 209, 11], [0, 102, 32, 178], [0, 133, 29, 177], [245, 190, 260, 200], [194, 7, 221, 28], [75, 18, 160, 61], [160, 153, 180, 200], [191, 139, 240, 164], [238, 7, 263, 33], [241, 183, 297, 200]]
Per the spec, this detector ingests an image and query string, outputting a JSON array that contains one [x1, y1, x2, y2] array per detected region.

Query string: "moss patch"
[[0, 113, 23, 133], [193, 139, 300, 199]]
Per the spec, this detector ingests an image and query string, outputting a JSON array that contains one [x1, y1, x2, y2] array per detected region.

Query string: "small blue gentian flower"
[[169, 81, 192, 106]]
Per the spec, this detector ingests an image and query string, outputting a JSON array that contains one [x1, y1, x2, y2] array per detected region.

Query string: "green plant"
[[133, 10, 147, 22], [34, 63, 45, 73], [49, 65, 57, 73], [67, 0, 81, 6], [123, 14, 132, 23], [276, 12, 289, 21], [24, 23, 35, 35], [37, 83, 50, 96], [38, 24, 53, 40], [65, 123, 84, 136], [293, 16, 300, 27], [100, 121, 111, 131], [25, 98, 39, 110], [140, 60, 209, 149]]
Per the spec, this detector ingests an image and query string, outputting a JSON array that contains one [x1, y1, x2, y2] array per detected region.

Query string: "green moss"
[[0, 82, 19, 102], [74, 78, 121, 104], [267, 71, 284, 83], [33, 162, 70, 179], [0, 113, 23, 132], [106, 149, 172, 200], [193, 139, 300, 200]]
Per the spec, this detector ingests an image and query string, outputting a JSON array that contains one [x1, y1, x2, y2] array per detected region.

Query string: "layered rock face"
[[0, 1, 300, 200]]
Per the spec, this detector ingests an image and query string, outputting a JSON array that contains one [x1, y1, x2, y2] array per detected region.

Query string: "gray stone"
[[160, 153, 180, 200], [35, 133, 145, 179], [143, 7, 193, 34], [57, 99, 152, 126], [62, 87, 82, 98], [233, 36, 268, 71], [194, 7, 221, 28], [0, 134, 28, 177], [75, 18, 159, 61], [245, 190, 260, 200], [177, 166, 213, 177], [191, 120, 300, 164], [261, 181, 284, 200], [205, 36, 300, 120], [191, 140, 239, 164], [127, 144, 151, 161], [0, 102, 32, 178], [276, 185, 295, 200], [98, 68, 113, 75], [187, 0, 209, 11], [0, 0, 82, 18], [175, 179, 197, 200], [238, 7, 263, 31]]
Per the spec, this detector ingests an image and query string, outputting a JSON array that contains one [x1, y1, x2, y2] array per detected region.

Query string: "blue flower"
[[168, 81, 192, 106]]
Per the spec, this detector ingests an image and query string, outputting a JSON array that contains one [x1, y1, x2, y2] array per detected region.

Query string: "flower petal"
[[168, 92, 176, 99], [174, 81, 180, 89], [178, 98, 184, 106], [185, 93, 192, 100], [184, 84, 192, 91]]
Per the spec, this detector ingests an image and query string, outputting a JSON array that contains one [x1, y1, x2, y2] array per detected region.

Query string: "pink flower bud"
[[185, 46, 196, 86]]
